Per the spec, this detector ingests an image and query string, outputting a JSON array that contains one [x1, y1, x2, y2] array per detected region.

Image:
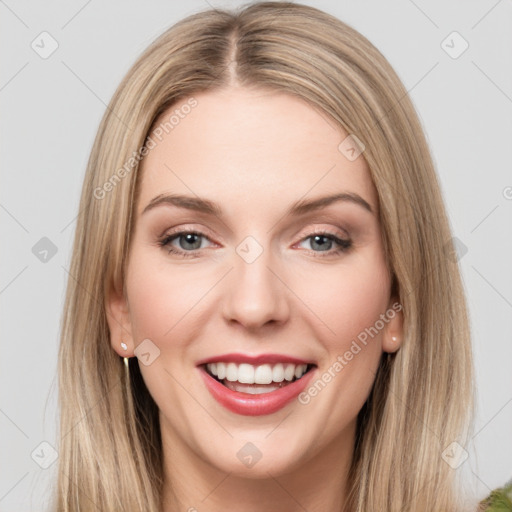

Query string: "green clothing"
[[479, 480, 512, 511]]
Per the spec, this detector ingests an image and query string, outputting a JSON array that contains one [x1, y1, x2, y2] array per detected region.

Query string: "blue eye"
[[158, 230, 352, 258], [172, 232, 203, 250], [298, 233, 352, 256], [159, 231, 210, 258]]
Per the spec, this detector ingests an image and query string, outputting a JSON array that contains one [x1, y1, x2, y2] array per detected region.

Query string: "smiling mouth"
[[203, 362, 316, 395]]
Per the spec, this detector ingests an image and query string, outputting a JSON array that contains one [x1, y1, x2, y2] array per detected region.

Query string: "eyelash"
[[157, 229, 352, 259]]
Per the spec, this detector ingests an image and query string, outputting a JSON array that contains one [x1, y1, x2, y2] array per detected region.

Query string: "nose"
[[221, 241, 290, 332]]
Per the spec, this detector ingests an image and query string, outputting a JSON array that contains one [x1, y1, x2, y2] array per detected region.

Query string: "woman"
[[54, 2, 480, 510]]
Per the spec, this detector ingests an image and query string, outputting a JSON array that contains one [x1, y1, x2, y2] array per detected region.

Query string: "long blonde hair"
[[54, 2, 474, 510]]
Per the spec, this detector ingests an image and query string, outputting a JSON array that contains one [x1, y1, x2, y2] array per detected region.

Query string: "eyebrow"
[[141, 191, 373, 217]]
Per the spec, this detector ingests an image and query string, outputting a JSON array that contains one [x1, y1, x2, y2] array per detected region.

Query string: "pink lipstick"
[[197, 353, 317, 416]]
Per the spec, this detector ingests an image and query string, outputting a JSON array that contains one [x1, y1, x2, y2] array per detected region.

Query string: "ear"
[[382, 295, 404, 354], [105, 279, 134, 358]]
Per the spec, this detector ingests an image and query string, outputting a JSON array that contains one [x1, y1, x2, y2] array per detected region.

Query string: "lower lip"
[[198, 365, 316, 416]]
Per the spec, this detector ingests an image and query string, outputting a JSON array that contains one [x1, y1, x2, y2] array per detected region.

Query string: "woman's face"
[[108, 86, 402, 478]]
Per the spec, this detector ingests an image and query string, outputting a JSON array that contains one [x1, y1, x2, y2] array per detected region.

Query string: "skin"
[[107, 85, 403, 511]]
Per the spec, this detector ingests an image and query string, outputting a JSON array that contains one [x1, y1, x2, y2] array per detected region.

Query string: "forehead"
[[137, 86, 378, 218]]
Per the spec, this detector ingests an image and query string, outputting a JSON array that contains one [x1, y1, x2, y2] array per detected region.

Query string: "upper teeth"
[[207, 362, 309, 384]]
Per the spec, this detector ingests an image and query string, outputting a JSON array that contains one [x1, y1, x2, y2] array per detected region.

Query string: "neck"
[[160, 416, 355, 512]]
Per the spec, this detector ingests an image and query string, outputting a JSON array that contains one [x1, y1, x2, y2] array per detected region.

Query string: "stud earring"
[[391, 336, 398, 343], [120, 342, 130, 369]]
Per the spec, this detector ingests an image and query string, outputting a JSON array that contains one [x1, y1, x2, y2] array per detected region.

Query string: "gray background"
[[1, 0, 511, 509]]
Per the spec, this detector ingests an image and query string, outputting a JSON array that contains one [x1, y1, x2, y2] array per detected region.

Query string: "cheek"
[[126, 231, 391, 348], [293, 257, 390, 426], [126, 267, 175, 341], [125, 249, 216, 348], [293, 251, 391, 352]]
